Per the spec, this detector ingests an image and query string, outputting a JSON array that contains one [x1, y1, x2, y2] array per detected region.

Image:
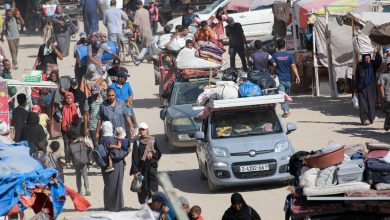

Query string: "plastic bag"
[[352, 95, 359, 109], [238, 81, 262, 97], [258, 72, 277, 90], [130, 177, 143, 193], [216, 81, 239, 100], [222, 67, 238, 82]]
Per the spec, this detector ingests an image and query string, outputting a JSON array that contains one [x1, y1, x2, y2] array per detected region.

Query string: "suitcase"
[[337, 159, 365, 184], [366, 159, 390, 185]]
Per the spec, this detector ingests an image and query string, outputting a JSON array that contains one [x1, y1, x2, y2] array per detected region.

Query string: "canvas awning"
[[293, 0, 376, 28]]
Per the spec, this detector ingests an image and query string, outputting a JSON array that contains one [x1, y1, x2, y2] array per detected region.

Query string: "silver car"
[[195, 106, 296, 192], [160, 81, 207, 151]]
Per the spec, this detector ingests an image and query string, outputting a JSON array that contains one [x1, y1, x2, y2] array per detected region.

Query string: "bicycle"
[[121, 28, 141, 66]]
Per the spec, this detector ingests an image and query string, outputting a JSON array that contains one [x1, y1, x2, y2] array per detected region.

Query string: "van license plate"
[[239, 164, 269, 173]]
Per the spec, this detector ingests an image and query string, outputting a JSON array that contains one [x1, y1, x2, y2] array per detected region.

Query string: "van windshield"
[[211, 109, 282, 138], [171, 82, 207, 105]]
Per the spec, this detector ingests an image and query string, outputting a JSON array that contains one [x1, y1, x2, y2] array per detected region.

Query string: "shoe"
[[363, 120, 370, 125], [105, 167, 115, 172], [78, 190, 84, 195], [65, 163, 71, 169], [85, 191, 91, 196], [282, 112, 290, 118]]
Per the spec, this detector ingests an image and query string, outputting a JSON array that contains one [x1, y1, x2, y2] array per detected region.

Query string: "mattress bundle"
[[195, 41, 225, 64], [180, 68, 219, 79]]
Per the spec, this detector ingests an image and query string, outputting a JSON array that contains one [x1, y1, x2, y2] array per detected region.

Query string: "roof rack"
[[193, 93, 285, 111]]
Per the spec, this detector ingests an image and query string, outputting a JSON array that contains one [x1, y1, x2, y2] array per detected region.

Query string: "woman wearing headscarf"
[[44, 70, 64, 139], [130, 122, 162, 205], [222, 193, 261, 220], [52, 6, 71, 57], [61, 92, 80, 165], [21, 112, 47, 155], [100, 121, 127, 212], [355, 51, 382, 125]]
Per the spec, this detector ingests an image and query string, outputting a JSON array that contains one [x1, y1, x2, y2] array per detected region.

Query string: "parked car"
[[195, 104, 296, 192], [160, 80, 207, 151], [166, 0, 274, 39]]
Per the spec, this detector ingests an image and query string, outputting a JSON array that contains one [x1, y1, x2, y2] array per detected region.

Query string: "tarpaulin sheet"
[[0, 141, 66, 218], [313, 16, 354, 67], [293, 0, 375, 28]]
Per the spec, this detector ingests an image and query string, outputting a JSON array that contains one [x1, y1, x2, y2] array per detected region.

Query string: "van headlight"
[[212, 147, 230, 158], [275, 141, 289, 152]]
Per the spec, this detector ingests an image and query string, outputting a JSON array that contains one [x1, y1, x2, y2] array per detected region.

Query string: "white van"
[[166, 0, 274, 39]]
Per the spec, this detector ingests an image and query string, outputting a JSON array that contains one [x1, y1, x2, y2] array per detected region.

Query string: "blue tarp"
[[0, 141, 66, 218]]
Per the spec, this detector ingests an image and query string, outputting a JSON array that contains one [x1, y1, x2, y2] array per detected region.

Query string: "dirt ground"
[[5, 22, 390, 220]]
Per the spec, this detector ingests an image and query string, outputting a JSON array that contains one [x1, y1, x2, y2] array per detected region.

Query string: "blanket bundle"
[[195, 41, 225, 64], [180, 68, 218, 79]]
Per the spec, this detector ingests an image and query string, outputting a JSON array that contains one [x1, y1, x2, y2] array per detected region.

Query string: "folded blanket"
[[197, 40, 225, 53], [195, 49, 223, 64], [181, 68, 218, 79], [201, 47, 223, 56]]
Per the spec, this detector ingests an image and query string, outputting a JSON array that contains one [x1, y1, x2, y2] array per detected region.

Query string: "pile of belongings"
[[195, 41, 225, 64], [175, 47, 224, 70], [197, 81, 239, 106], [0, 141, 90, 219], [180, 68, 219, 79], [289, 141, 390, 198]]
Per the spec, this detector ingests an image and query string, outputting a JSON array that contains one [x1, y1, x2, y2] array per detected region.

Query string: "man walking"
[[272, 39, 300, 118], [225, 17, 248, 72], [95, 88, 134, 141], [84, 84, 103, 147], [148, 0, 159, 35], [249, 40, 276, 72], [80, 0, 100, 36], [103, 0, 129, 47], [1, 9, 21, 69], [133, 0, 152, 51]]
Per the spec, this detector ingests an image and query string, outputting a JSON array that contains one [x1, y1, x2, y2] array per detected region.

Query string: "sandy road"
[[6, 24, 390, 220]]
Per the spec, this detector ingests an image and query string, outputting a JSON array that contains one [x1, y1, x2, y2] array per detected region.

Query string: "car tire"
[[199, 161, 207, 180], [207, 168, 218, 192], [168, 139, 178, 153]]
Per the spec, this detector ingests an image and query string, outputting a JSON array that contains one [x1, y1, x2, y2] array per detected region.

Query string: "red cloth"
[[61, 92, 78, 132], [65, 185, 91, 211]]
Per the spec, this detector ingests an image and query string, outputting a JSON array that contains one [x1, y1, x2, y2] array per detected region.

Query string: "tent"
[[293, 0, 376, 28], [0, 141, 90, 218]]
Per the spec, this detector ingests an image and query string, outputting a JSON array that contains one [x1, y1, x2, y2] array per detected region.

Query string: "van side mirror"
[[195, 131, 205, 141], [160, 109, 167, 120], [286, 123, 297, 135]]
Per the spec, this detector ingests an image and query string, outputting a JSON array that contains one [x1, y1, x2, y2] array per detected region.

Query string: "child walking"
[[46, 141, 66, 183], [106, 127, 130, 172]]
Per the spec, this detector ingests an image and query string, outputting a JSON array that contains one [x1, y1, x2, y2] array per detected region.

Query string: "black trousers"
[[229, 46, 248, 71]]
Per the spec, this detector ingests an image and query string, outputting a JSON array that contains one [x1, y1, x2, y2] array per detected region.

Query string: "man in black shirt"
[[11, 94, 28, 142], [69, 78, 86, 115], [34, 37, 64, 73], [225, 17, 248, 72]]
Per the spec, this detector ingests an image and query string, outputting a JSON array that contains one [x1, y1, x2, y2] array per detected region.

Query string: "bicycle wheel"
[[128, 41, 141, 66]]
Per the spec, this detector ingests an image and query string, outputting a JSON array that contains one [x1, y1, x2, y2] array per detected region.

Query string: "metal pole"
[[312, 22, 320, 96], [325, 7, 338, 98], [158, 172, 189, 220]]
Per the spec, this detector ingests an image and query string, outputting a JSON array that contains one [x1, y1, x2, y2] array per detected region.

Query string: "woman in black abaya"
[[222, 192, 261, 220], [355, 52, 382, 125]]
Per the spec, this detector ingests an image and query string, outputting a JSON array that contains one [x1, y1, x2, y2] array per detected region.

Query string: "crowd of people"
[[0, 0, 314, 219]]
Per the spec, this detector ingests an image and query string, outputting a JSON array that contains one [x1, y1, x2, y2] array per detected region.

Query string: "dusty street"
[[6, 25, 390, 220]]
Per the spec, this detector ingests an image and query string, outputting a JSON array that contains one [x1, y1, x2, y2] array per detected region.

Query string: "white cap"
[[102, 121, 113, 137], [138, 122, 149, 130]]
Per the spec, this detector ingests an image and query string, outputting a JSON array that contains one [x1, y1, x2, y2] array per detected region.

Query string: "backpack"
[[91, 143, 108, 168], [69, 141, 89, 166]]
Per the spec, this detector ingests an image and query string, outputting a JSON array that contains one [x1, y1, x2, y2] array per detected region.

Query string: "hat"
[[31, 105, 41, 113], [114, 127, 126, 139], [178, 196, 189, 207], [79, 32, 86, 38], [71, 78, 78, 85], [226, 17, 234, 24], [152, 191, 168, 204], [102, 121, 113, 137], [138, 122, 149, 130], [88, 64, 97, 73], [91, 84, 101, 94], [117, 69, 130, 78], [112, 58, 121, 66]]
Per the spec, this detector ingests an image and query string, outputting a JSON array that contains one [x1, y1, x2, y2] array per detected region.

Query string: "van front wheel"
[[207, 170, 218, 192]]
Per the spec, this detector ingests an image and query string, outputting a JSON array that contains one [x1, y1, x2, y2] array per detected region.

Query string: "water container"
[[76, 41, 119, 66]]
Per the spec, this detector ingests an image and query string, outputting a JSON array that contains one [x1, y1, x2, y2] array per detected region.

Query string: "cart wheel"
[[129, 42, 141, 66]]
